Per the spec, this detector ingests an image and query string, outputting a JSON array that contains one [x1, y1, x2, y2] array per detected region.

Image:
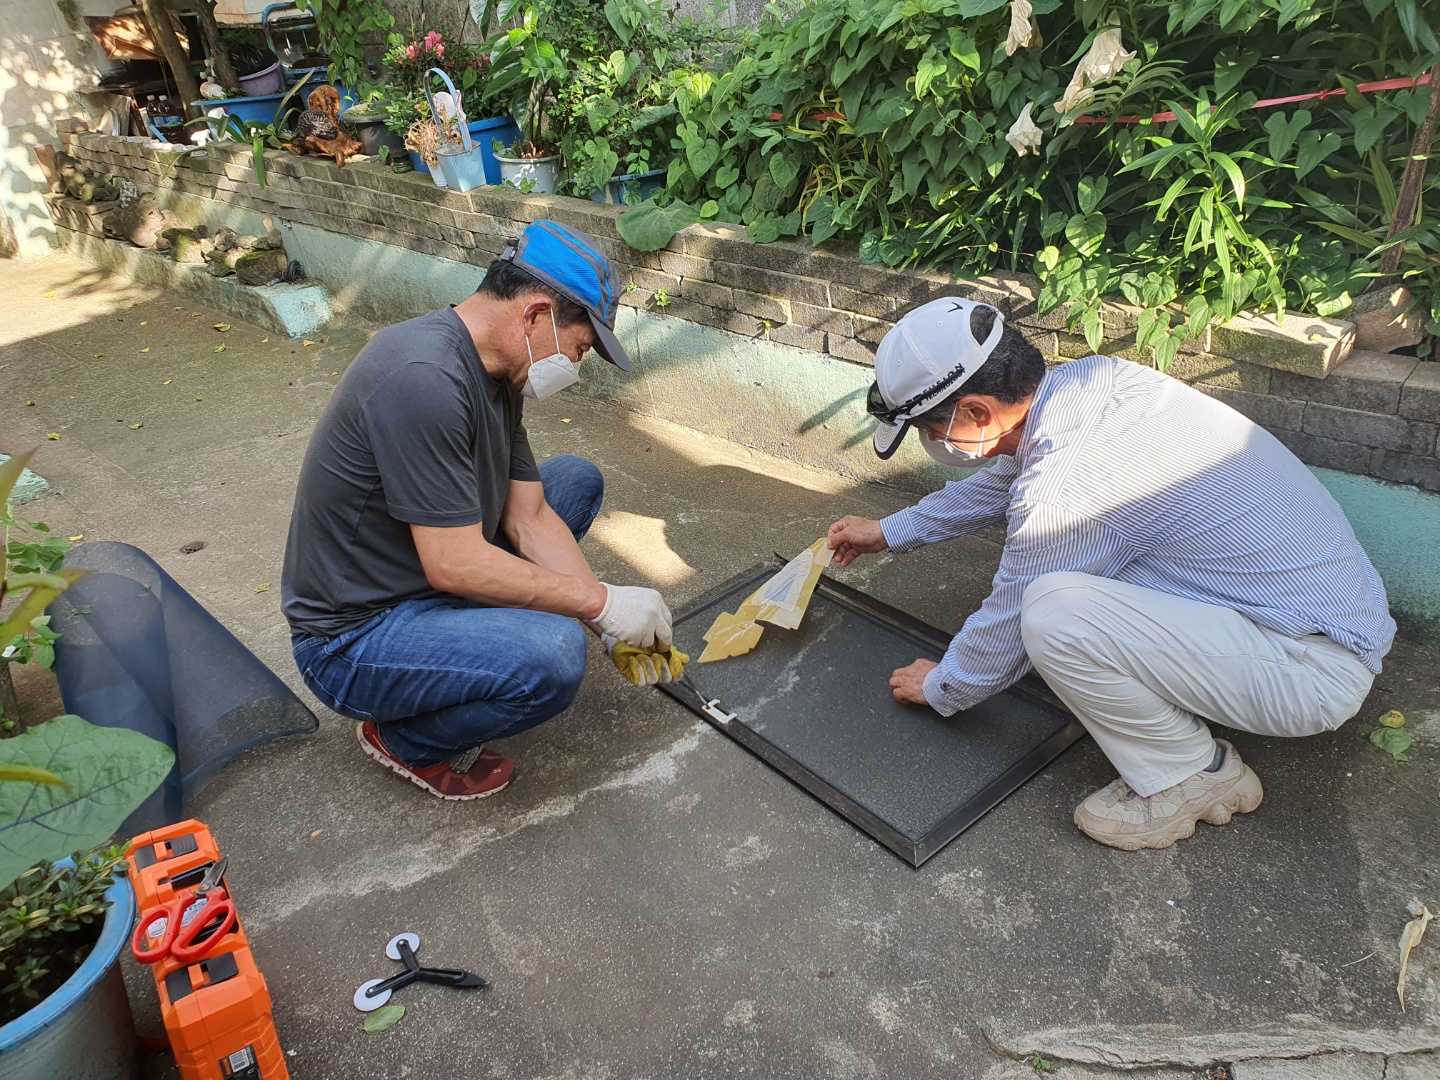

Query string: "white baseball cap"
[[868, 297, 1005, 459]]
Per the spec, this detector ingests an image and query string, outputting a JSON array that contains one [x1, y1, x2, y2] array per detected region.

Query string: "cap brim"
[[872, 418, 910, 460], [589, 314, 633, 372]]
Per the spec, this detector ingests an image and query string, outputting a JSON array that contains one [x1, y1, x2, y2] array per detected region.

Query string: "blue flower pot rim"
[[607, 168, 666, 184], [0, 862, 135, 1053]]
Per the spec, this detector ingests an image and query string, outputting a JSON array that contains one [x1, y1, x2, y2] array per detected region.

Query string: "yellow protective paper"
[[698, 539, 834, 663]]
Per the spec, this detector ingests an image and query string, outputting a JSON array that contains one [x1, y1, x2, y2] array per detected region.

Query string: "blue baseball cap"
[[500, 221, 633, 372]]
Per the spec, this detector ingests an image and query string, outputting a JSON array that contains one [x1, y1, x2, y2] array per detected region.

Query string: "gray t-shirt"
[[282, 307, 539, 638]]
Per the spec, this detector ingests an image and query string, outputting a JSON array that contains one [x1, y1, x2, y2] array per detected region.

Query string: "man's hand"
[[827, 516, 888, 567], [890, 658, 937, 706], [594, 583, 673, 649], [606, 638, 689, 687]]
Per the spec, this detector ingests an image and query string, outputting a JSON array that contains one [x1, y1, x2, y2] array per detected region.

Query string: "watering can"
[[424, 67, 488, 192]]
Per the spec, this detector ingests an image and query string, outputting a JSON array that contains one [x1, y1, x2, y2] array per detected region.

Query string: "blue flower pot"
[[0, 867, 138, 1079], [192, 83, 355, 128], [590, 168, 667, 205]]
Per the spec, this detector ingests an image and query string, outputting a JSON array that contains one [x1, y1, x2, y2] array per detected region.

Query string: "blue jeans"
[[292, 455, 604, 767]]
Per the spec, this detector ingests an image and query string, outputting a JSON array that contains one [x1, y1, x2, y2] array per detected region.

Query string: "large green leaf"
[[0, 715, 174, 890], [616, 199, 700, 251]]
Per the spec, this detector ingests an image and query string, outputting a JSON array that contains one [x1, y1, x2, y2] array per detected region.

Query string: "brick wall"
[[52, 125, 1440, 492]]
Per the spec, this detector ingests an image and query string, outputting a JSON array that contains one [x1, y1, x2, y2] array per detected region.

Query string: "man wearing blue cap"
[[283, 221, 679, 800]]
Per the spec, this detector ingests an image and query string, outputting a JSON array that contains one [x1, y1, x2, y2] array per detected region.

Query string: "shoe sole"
[[1077, 765, 1264, 852], [355, 723, 511, 802]]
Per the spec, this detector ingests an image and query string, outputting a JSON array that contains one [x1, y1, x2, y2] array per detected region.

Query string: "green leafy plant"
[[176, 74, 316, 189], [0, 845, 128, 1023], [550, 0, 716, 197], [484, 3, 572, 155], [0, 450, 174, 1022], [617, 0, 1440, 368], [2, 452, 76, 679], [294, 0, 395, 98]]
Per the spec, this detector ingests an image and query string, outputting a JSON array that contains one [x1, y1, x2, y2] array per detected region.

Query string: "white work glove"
[[594, 583, 673, 650]]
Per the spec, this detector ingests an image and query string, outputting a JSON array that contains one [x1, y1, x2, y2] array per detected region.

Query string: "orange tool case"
[[127, 820, 289, 1080]]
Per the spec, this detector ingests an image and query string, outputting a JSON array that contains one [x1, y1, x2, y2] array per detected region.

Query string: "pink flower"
[[405, 44, 419, 60], [434, 43, 445, 59], [423, 31, 443, 51]]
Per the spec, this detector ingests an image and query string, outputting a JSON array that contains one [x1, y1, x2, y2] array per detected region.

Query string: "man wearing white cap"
[[827, 298, 1394, 851]]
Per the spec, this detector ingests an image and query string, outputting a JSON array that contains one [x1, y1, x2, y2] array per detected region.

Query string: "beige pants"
[[1019, 573, 1375, 796]]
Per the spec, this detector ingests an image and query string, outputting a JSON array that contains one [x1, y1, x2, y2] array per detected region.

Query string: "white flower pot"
[[496, 154, 561, 194]]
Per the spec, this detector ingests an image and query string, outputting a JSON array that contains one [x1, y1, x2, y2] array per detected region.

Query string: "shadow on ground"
[[2, 255, 1436, 1078]]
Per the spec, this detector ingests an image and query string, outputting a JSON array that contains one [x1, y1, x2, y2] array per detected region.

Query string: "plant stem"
[[1379, 61, 1440, 277]]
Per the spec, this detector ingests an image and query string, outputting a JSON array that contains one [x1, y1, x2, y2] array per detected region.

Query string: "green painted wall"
[[1313, 469, 1440, 643]]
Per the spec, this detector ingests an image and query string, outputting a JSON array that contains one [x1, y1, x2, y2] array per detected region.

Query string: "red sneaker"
[[355, 722, 514, 801]]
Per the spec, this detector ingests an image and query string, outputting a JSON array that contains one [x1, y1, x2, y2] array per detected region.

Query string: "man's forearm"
[[505, 504, 597, 585], [415, 524, 606, 620]]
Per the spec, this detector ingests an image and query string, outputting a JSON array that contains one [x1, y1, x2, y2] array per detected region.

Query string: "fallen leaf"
[[331, 371, 339, 376], [310, 828, 324, 837], [560, 418, 572, 424], [303, 339, 316, 346], [163, 379, 172, 385], [196, 396, 203, 402], [260, 337, 269, 343], [93, 353, 105, 359], [129, 423, 143, 430], [214, 345, 227, 353], [25, 400, 34, 407], [213, 323, 231, 332], [43, 291, 55, 298], [1379, 710, 1406, 728], [67, 535, 84, 542], [1370, 726, 1412, 762], [191, 311, 201, 317], [140, 347, 150, 353], [174, 306, 182, 311], [140, 320, 148, 326], [1399, 902, 1433, 1011], [363, 1004, 405, 1033], [46, 433, 61, 441], [255, 583, 271, 593]]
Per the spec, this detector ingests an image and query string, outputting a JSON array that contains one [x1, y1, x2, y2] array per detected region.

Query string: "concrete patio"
[[2, 253, 1437, 1079]]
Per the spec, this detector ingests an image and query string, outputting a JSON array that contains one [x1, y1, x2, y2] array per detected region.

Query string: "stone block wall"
[[51, 124, 1440, 492]]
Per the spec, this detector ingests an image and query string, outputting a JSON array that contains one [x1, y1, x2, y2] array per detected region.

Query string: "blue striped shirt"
[[880, 355, 1396, 716]]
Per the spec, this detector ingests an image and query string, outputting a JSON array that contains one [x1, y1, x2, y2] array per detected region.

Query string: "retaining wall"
[[51, 123, 1440, 497]]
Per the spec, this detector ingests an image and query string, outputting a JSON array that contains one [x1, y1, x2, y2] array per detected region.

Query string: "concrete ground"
[[3, 253, 1438, 1080]]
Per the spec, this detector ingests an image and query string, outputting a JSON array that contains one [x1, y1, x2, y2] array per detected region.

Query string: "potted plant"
[[484, 7, 570, 193], [382, 30, 517, 181], [342, 93, 405, 158], [0, 450, 173, 1078]]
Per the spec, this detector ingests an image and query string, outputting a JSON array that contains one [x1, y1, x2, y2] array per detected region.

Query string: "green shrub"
[[620, 0, 1440, 367]]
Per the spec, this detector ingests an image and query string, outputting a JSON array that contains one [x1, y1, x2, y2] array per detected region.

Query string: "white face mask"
[[921, 431, 987, 467], [521, 309, 580, 401], [919, 407, 1014, 467]]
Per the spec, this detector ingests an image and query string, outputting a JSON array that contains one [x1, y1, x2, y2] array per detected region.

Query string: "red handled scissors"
[[131, 857, 237, 965]]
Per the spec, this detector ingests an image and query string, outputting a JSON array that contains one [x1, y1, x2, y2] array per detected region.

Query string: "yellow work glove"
[[604, 636, 689, 687]]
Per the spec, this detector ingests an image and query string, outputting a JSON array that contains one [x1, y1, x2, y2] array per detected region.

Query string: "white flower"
[[1055, 25, 1136, 115], [1005, 102, 1043, 157], [1005, 0, 1042, 57]]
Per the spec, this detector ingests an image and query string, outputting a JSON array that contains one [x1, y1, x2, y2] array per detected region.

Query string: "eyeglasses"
[[865, 359, 970, 426]]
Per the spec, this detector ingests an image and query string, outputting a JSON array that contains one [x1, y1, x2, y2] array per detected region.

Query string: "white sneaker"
[[1074, 740, 1263, 851]]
